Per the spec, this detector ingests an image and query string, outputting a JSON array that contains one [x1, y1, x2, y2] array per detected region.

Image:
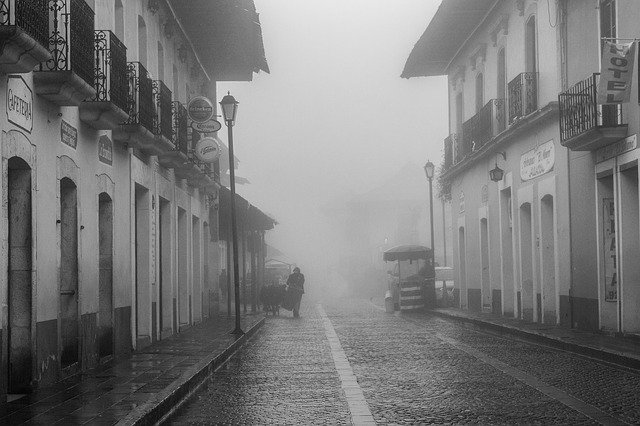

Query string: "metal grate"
[[171, 101, 188, 154], [153, 80, 172, 140], [92, 30, 127, 111], [508, 72, 537, 124], [0, 0, 50, 48], [124, 61, 153, 131]]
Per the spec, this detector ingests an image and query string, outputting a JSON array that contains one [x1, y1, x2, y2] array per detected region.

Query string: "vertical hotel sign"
[[7, 75, 33, 133], [597, 41, 636, 104]]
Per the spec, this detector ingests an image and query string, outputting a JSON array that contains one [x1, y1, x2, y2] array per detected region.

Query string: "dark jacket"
[[287, 272, 305, 293]]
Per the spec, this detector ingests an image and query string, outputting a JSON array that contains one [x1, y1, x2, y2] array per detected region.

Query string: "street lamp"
[[220, 92, 243, 335], [423, 160, 439, 304], [489, 152, 507, 182]]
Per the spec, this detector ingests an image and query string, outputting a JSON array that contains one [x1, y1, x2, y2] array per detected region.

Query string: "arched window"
[[157, 41, 164, 81], [497, 48, 506, 99], [114, 0, 124, 41], [173, 64, 179, 100], [475, 73, 484, 113], [600, 0, 616, 51], [138, 15, 147, 67], [525, 16, 537, 74]]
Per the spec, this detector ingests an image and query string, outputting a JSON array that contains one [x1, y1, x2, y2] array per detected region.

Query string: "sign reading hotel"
[[7, 75, 33, 133], [61, 120, 77, 149], [520, 140, 555, 181], [595, 134, 637, 163], [98, 135, 113, 165], [597, 41, 636, 104]]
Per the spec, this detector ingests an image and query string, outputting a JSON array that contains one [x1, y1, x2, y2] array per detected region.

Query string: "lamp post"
[[424, 160, 439, 304], [220, 92, 243, 335]]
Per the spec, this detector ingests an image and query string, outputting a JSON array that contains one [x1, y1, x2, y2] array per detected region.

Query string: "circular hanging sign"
[[187, 96, 214, 123], [194, 137, 221, 163], [191, 119, 222, 133]]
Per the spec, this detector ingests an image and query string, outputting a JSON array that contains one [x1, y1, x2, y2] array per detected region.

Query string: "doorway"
[[135, 185, 150, 346], [519, 203, 534, 321], [540, 195, 556, 324], [60, 177, 79, 368], [202, 222, 210, 319], [98, 193, 113, 358], [192, 216, 201, 323], [159, 198, 171, 336], [458, 226, 466, 309], [177, 207, 188, 329], [480, 218, 490, 312], [7, 157, 32, 393]]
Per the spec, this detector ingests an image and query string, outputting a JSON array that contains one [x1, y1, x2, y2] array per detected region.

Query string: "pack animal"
[[260, 284, 286, 316]]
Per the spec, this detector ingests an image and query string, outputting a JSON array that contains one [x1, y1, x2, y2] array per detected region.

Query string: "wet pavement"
[[170, 298, 640, 425], [0, 313, 263, 425]]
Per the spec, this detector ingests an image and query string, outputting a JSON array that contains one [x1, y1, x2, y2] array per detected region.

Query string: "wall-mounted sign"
[[194, 136, 221, 163], [520, 140, 555, 181], [459, 191, 465, 213], [61, 119, 77, 149], [191, 120, 221, 133], [481, 185, 488, 204], [187, 96, 214, 123], [7, 75, 33, 133], [595, 134, 637, 163], [98, 135, 113, 165], [602, 198, 617, 301], [597, 41, 636, 104]]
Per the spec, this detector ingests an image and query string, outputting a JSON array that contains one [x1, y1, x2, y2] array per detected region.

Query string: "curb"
[[428, 310, 640, 370], [117, 317, 266, 426]]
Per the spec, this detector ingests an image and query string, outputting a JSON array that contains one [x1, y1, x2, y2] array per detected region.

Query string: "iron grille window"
[[153, 80, 172, 140], [40, 0, 95, 88], [124, 62, 153, 131], [0, 0, 49, 48], [444, 135, 453, 169], [508, 72, 537, 124], [92, 30, 127, 112], [171, 101, 188, 154]]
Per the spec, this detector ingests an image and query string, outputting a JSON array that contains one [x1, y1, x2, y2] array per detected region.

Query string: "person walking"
[[287, 267, 305, 318]]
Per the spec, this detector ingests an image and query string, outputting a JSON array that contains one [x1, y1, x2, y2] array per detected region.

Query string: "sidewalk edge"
[[118, 317, 266, 426], [429, 310, 640, 370]]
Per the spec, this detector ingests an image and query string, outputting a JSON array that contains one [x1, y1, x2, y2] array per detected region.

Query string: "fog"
[[218, 0, 447, 300]]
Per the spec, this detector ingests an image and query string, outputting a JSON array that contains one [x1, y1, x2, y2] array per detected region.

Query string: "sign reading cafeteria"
[[7, 75, 33, 133], [194, 137, 221, 162], [187, 96, 214, 123], [520, 140, 555, 181]]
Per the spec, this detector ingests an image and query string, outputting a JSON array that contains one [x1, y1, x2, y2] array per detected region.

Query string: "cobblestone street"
[[167, 299, 640, 425]]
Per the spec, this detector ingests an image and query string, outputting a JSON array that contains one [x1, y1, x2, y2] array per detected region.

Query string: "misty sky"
[[218, 0, 447, 278]]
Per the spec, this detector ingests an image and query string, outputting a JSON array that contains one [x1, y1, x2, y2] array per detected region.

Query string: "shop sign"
[[7, 75, 33, 133], [98, 135, 113, 165], [595, 134, 637, 163], [187, 96, 214, 123], [520, 140, 555, 181], [459, 191, 465, 213], [602, 198, 617, 301], [194, 136, 221, 163], [191, 120, 221, 133], [61, 119, 77, 149], [597, 41, 636, 104]]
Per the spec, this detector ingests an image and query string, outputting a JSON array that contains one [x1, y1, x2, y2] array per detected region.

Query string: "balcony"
[[113, 62, 155, 151], [559, 73, 628, 151], [133, 79, 174, 155], [508, 72, 537, 124], [0, 0, 51, 72], [159, 101, 189, 168], [34, 0, 96, 106], [444, 134, 453, 169], [79, 30, 128, 129], [175, 129, 204, 181], [461, 99, 505, 155]]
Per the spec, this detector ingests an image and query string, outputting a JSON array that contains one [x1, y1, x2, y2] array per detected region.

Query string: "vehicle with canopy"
[[383, 245, 435, 311]]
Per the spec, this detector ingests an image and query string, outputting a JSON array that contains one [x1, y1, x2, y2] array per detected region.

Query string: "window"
[[455, 91, 464, 135], [173, 64, 179, 101], [115, 0, 124, 40], [497, 48, 506, 99], [525, 16, 537, 74], [157, 41, 164, 81], [600, 0, 616, 50], [475, 73, 484, 113], [138, 16, 147, 67]]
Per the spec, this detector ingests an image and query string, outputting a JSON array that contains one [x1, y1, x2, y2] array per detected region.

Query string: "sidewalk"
[[429, 307, 640, 369], [0, 313, 264, 426]]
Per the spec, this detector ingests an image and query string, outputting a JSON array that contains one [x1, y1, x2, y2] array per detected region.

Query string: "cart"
[[383, 245, 434, 311]]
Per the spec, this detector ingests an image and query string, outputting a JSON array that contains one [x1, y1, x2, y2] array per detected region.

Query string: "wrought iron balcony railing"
[[92, 30, 127, 111], [444, 134, 453, 169], [0, 0, 49, 47], [460, 99, 506, 154], [559, 73, 624, 143], [172, 101, 188, 155], [153, 80, 172, 141], [508, 72, 537, 124], [123, 62, 153, 131], [40, 0, 95, 87]]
